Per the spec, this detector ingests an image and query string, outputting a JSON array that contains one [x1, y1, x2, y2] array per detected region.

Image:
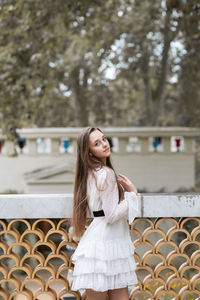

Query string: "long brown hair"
[[72, 127, 123, 239]]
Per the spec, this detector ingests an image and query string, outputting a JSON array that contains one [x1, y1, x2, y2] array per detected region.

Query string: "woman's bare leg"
[[108, 287, 129, 300], [86, 289, 108, 300]]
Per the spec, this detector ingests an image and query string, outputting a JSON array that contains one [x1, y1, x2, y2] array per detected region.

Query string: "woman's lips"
[[104, 148, 110, 152]]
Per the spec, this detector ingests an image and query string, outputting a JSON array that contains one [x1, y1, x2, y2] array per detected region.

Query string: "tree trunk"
[[155, 8, 172, 125], [141, 50, 154, 125], [71, 66, 89, 127]]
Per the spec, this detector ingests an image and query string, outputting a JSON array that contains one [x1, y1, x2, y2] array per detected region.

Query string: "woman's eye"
[[94, 137, 107, 146]]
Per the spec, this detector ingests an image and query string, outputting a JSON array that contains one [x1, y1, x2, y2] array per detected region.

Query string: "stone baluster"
[[118, 137, 129, 154], [5, 140, 16, 156], [140, 137, 149, 153], [162, 137, 171, 153], [51, 138, 60, 154], [27, 138, 37, 155], [184, 137, 195, 153], [71, 138, 77, 154]]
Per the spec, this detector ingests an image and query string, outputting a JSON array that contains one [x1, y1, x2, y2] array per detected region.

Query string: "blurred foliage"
[[0, 0, 199, 140]]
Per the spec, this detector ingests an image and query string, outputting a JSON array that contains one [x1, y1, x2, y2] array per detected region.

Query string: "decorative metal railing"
[[0, 194, 200, 299]]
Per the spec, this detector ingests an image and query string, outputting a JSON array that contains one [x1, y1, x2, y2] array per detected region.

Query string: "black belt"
[[93, 210, 105, 217]]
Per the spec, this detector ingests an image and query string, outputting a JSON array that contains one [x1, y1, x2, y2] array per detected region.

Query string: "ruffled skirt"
[[71, 217, 138, 292]]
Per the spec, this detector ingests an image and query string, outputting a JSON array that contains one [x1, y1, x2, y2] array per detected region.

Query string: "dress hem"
[[71, 281, 138, 292]]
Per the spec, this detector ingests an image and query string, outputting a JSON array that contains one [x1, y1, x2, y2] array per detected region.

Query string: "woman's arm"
[[98, 168, 138, 225], [117, 173, 138, 194]]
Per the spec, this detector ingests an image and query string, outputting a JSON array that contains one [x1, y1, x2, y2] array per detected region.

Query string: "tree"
[[178, 1, 200, 127], [0, 0, 199, 142], [107, 0, 199, 126]]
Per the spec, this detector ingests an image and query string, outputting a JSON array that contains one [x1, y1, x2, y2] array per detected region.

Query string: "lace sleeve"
[[97, 167, 138, 224], [124, 191, 139, 224]]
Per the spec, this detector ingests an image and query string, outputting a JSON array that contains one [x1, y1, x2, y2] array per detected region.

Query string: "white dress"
[[71, 166, 138, 292]]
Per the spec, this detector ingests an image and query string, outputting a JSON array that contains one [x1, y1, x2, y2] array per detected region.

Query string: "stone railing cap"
[[1, 127, 200, 139], [0, 193, 200, 219]]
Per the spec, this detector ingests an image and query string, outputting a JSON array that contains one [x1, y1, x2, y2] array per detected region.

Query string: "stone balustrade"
[[0, 127, 200, 193], [1, 193, 200, 218], [0, 127, 199, 156], [0, 193, 200, 299]]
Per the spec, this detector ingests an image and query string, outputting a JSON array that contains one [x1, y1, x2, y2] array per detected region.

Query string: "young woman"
[[71, 127, 139, 300]]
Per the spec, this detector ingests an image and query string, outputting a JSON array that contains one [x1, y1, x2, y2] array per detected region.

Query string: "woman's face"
[[89, 130, 111, 163]]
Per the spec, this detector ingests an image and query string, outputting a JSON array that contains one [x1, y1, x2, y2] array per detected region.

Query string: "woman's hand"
[[117, 173, 138, 195]]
